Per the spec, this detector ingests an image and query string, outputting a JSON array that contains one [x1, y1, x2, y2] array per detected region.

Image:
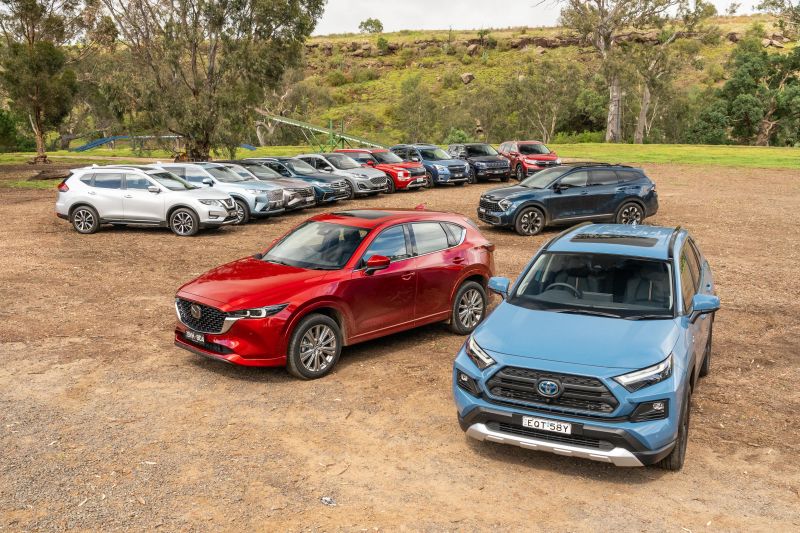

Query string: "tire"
[[71, 205, 100, 234], [656, 391, 692, 471], [386, 178, 396, 194], [516, 165, 525, 181], [500, 173, 511, 183], [616, 202, 644, 225], [699, 319, 714, 377], [233, 199, 251, 225], [423, 172, 434, 189], [169, 207, 200, 237], [467, 166, 477, 184], [514, 206, 545, 236], [344, 181, 356, 199], [449, 281, 487, 335], [287, 314, 343, 380]]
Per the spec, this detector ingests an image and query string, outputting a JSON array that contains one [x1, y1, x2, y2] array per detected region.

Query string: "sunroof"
[[334, 210, 394, 219], [571, 234, 659, 247]]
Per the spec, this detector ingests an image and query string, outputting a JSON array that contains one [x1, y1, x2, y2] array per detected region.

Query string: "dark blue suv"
[[389, 144, 469, 187], [477, 163, 658, 236]]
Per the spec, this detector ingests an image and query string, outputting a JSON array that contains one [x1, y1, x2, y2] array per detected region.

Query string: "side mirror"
[[364, 255, 390, 275], [553, 183, 564, 193], [323, 165, 334, 172], [366, 160, 376, 167], [202, 177, 214, 186], [488, 277, 510, 299], [147, 185, 161, 194], [410, 156, 420, 162], [252, 252, 263, 260], [689, 294, 720, 323]]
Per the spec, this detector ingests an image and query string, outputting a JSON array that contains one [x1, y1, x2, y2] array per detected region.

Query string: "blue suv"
[[252, 157, 350, 204], [478, 163, 658, 236], [453, 223, 719, 470], [389, 144, 469, 187]]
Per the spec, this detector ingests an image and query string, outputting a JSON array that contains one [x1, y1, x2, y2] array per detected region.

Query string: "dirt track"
[[1, 164, 799, 531]]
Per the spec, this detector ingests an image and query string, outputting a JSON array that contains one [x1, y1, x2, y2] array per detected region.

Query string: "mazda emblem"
[[190, 304, 202, 320]]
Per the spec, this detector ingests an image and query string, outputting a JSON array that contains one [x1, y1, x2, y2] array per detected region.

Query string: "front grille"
[[222, 198, 235, 209], [448, 165, 467, 173], [488, 422, 607, 450], [533, 160, 558, 167], [409, 167, 425, 176], [370, 176, 387, 186], [268, 189, 283, 202], [483, 161, 509, 169], [486, 367, 619, 414], [290, 187, 313, 198], [480, 197, 502, 212], [176, 298, 227, 334]]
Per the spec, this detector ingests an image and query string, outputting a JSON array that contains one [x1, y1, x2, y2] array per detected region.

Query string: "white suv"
[[55, 165, 237, 236]]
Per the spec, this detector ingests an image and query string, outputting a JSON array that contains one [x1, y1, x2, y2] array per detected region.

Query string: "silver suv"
[[215, 161, 316, 211], [55, 165, 236, 236], [152, 162, 285, 224], [296, 153, 388, 198]]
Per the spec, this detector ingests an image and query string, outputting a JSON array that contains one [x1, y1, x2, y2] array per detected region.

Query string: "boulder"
[[727, 32, 742, 43], [467, 43, 480, 56], [460, 72, 475, 85]]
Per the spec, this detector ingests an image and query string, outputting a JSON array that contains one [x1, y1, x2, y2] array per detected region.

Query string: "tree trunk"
[[29, 113, 46, 158], [605, 75, 623, 143], [755, 119, 776, 146], [634, 84, 651, 144], [187, 138, 211, 161]]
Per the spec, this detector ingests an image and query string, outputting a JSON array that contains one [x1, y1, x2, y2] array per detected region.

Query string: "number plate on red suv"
[[185, 330, 205, 344]]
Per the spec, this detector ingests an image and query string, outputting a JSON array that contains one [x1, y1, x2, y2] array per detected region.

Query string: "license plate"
[[452, 173, 463, 178], [478, 207, 486, 213], [185, 330, 205, 344], [521, 416, 572, 435], [492, 169, 505, 174]]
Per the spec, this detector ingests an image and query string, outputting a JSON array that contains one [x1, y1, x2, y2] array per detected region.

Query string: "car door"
[[88, 172, 125, 219], [343, 224, 417, 339], [547, 170, 590, 220], [122, 173, 164, 223], [587, 169, 621, 217], [686, 240, 712, 366], [679, 244, 705, 379], [409, 222, 459, 323]]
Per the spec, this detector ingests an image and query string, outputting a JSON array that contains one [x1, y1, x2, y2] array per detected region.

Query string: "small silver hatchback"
[[55, 165, 237, 236]]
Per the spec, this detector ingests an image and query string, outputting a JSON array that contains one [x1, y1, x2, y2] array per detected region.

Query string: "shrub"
[[552, 130, 605, 143], [327, 70, 348, 87], [377, 37, 389, 55], [351, 67, 380, 83], [442, 70, 462, 89], [444, 127, 472, 144]]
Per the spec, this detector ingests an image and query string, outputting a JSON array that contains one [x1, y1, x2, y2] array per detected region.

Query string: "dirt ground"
[[1, 164, 798, 531]]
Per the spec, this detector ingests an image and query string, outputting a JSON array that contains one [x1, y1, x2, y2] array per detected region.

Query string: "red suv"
[[335, 148, 427, 193], [498, 141, 561, 180], [174, 209, 495, 379]]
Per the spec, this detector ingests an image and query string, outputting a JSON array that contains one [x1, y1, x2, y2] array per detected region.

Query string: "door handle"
[[452, 257, 465, 264], [124, 195, 133, 198], [401, 273, 415, 281], [87, 191, 96, 195]]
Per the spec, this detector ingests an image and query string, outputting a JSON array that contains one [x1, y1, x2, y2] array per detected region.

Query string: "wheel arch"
[[515, 200, 550, 224], [68, 202, 98, 218], [617, 197, 647, 216], [285, 300, 351, 347], [167, 204, 200, 220]]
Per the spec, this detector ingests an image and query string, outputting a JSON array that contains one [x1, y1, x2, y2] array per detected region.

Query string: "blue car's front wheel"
[[656, 391, 691, 471]]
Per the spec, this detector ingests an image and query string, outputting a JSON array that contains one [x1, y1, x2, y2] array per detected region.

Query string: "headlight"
[[555, 158, 562, 164], [465, 335, 496, 370], [198, 199, 223, 206], [245, 189, 264, 195], [434, 164, 448, 172], [498, 199, 512, 211], [397, 170, 408, 178], [614, 355, 673, 392], [476, 162, 487, 168], [228, 303, 288, 319]]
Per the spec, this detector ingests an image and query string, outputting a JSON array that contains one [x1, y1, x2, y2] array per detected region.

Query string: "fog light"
[[456, 370, 481, 397], [630, 399, 670, 422]]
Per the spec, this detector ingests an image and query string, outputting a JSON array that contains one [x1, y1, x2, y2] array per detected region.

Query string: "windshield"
[[465, 144, 498, 157], [520, 166, 568, 188], [326, 154, 361, 170], [285, 159, 317, 174], [510, 253, 673, 318], [419, 147, 450, 161], [519, 144, 551, 155], [372, 151, 403, 164], [240, 162, 282, 179], [204, 165, 252, 183], [221, 163, 256, 180], [149, 171, 197, 190], [263, 222, 370, 270]]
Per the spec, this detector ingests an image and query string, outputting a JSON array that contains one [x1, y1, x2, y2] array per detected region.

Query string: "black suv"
[[477, 163, 659, 236], [447, 143, 511, 183]]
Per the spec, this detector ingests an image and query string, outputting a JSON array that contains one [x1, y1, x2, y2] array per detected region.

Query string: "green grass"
[[4, 179, 63, 189], [550, 143, 800, 169]]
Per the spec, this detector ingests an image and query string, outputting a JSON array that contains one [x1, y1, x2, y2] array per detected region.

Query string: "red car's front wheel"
[[287, 314, 343, 379]]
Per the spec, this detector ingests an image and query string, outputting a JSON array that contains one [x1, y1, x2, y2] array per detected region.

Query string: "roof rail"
[[667, 226, 682, 258], [543, 221, 593, 250]]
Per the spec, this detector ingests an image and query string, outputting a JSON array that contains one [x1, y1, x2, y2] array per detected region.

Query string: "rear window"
[[617, 170, 644, 183], [79, 173, 93, 185], [443, 223, 466, 246]]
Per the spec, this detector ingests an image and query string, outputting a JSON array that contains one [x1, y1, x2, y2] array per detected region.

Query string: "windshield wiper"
[[264, 258, 290, 266], [624, 314, 671, 320], [550, 308, 621, 319]]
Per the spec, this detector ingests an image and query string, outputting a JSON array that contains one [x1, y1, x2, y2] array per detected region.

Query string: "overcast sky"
[[313, 1, 759, 35]]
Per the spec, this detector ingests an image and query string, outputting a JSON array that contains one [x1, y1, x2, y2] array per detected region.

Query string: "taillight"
[[57, 180, 69, 192]]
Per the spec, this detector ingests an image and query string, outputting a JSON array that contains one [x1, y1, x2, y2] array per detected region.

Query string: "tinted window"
[[93, 173, 123, 189], [617, 170, 643, 183], [150, 172, 196, 191], [679, 249, 697, 313], [390, 148, 407, 160], [465, 144, 498, 157], [362, 225, 409, 264], [559, 171, 588, 188], [264, 162, 291, 176], [80, 173, 94, 185], [412, 223, 449, 255], [164, 166, 185, 177], [590, 170, 619, 186], [443, 223, 466, 246], [519, 144, 551, 155], [418, 147, 449, 161], [685, 241, 702, 289], [125, 174, 152, 190]]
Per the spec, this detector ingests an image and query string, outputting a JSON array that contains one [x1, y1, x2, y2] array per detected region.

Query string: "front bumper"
[[253, 196, 285, 217], [476, 206, 514, 227], [400, 176, 427, 189], [198, 206, 238, 227], [432, 169, 468, 184], [353, 178, 388, 195], [475, 167, 511, 180], [317, 187, 350, 203]]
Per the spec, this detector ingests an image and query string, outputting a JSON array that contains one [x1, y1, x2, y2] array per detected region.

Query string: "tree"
[[102, 0, 325, 160], [388, 75, 440, 142], [358, 18, 383, 34], [559, 0, 681, 143], [758, 1, 800, 38], [0, 0, 89, 160]]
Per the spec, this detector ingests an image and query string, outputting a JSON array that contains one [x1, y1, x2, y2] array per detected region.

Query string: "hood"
[[473, 303, 680, 371], [178, 187, 231, 200], [177, 257, 329, 311], [294, 172, 343, 183], [390, 162, 425, 171], [347, 167, 386, 179], [429, 159, 467, 167], [483, 185, 539, 200], [222, 180, 281, 191], [259, 177, 312, 190], [521, 153, 559, 162], [468, 155, 508, 164]]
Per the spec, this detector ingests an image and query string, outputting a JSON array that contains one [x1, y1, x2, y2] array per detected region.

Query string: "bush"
[[377, 37, 389, 55], [351, 67, 380, 83], [399, 48, 415, 66], [327, 70, 348, 87], [444, 127, 472, 144], [442, 70, 462, 89], [459, 53, 473, 65], [551, 130, 605, 144]]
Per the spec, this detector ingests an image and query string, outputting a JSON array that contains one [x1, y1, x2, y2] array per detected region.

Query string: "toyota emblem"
[[537, 379, 561, 398]]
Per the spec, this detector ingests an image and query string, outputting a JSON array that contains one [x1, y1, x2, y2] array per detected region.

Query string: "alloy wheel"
[[299, 324, 337, 373], [424, 172, 434, 188], [172, 211, 194, 235], [458, 289, 484, 329], [234, 202, 246, 224], [467, 167, 476, 184], [619, 204, 643, 224], [345, 181, 355, 199], [519, 210, 543, 235], [73, 209, 94, 232], [516, 165, 524, 180]]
